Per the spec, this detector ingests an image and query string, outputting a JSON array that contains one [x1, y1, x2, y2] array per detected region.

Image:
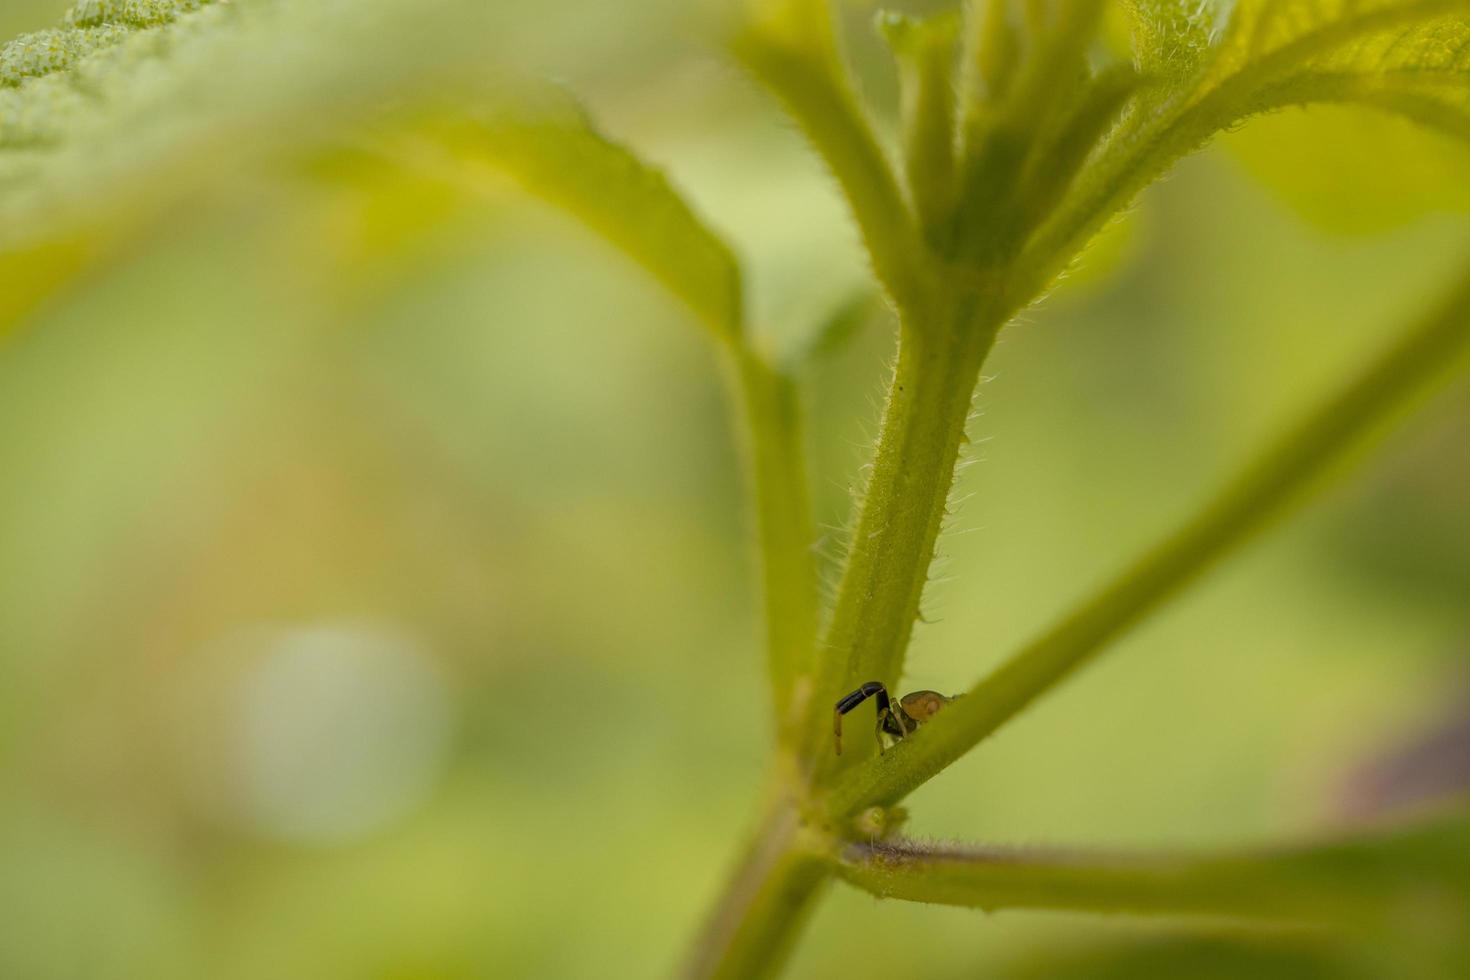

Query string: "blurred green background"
[[2, 1, 1470, 978]]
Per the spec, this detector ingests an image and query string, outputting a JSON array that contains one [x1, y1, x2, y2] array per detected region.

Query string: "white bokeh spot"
[[230, 623, 452, 844]]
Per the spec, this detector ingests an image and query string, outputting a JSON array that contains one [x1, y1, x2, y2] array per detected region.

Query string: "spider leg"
[[891, 705, 912, 740], [833, 681, 891, 756]]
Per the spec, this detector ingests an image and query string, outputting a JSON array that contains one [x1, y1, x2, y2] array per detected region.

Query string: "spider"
[[833, 682, 958, 755]]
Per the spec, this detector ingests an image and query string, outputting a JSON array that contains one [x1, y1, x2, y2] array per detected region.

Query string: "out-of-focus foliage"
[[407, 86, 745, 343], [1052, 0, 1470, 282], [1, 1, 1469, 979], [1011, 936, 1368, 980], [0, 25, 131, 86], [1226, 104, 1470, 234], [1, 0, 230, 154]]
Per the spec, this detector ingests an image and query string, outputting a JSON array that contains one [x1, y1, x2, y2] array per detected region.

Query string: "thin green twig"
[[836, 811, 1470, 923], [679, 802, 828, 980], [736, 2, 933, 324]]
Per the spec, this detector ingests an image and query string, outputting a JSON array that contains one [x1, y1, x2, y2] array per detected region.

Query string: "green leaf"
[[0, 26, 130, 86], [1208, 0, 1470, 85], [1121, 0, 1221, 78], [1147, 0, 1470, 151], [1220, 6, 1470, 146], [390, 86, 816, 737], [0, 0, 521, 240], [0, 9, 219, 152], [66, 0, 215, 29], [1017, 1, 1470, 302], [836, 808, 1470, 929], [0, 0, 217, 92], [405, 86, 744, 344], [0, 230, 103, 342], [1225, 104, 1470, 234]]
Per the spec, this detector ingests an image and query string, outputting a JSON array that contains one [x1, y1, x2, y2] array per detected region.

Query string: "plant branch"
[[878, 10, 960, 237], [835, 813, 1470, 923], [826, 266, 1470, 817], [736, 6, 933, 322], [391, 101, 823, 728], [679, 802, 830, 980], [803, 287, 1007, 775], [729, 347, 821, 735]]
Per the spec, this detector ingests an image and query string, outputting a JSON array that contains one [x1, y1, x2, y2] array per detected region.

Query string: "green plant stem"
[[826, 267, 1470, 817], [836, 815, 1470, 923], [879, 11, 960, 236], [805, 289, 1003, 772], [736, 19, 931, 322], [679, 802, 829, 980], [729, 347, 821, 735]]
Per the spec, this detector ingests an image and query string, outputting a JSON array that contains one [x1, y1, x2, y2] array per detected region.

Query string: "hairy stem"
[[736, 8, 931, 324], [805, 288, 1004, 773], [826, 267, 1470, 816], [836, 814, 1470, 923], [679, 803, 829, 980]]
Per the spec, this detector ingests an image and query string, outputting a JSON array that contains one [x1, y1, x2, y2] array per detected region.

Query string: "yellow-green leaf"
[[0, 232, 101, 342], [1225, 103, 1470, 234], [1224, 6, 1470, 142], [405, 88, 744, 344], [1211, 0, 1470, 81], [1120, 0, 1221, 77]]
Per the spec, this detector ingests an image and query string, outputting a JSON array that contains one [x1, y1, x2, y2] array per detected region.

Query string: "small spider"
[[833, 681, 958, 755]]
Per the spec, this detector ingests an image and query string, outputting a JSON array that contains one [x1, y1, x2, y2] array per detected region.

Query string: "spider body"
[[833, 681, 957, 755]]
